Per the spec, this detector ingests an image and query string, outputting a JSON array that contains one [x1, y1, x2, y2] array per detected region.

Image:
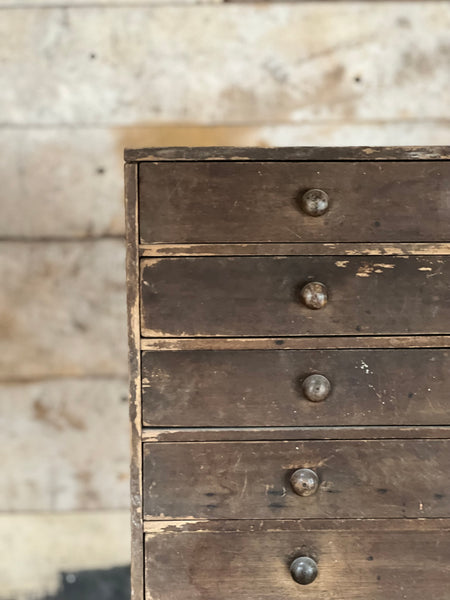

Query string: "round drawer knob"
[[303, 374, 331, 402], [290, 468, 319, 496], [290, 556, 318, 585], [301, 189, 329, 217], [300, 282, 328, 309]]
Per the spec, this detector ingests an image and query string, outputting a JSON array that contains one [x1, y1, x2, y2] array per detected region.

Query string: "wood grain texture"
[[143, 439, 450, 520], [0, 240, 127, 380], [139, 161, 450, 244], [141, 335, 450, 351], [145, 520, 450, 600], [142, 348, 450, 427], [0, 378, 129, 511], [140, 256, 450, 337], [124, 163, 144, 600], [128, 145, 450, 162], [142, 426, 450, 442], [140, 242, 450, 257], [3, 6, 450, 126]]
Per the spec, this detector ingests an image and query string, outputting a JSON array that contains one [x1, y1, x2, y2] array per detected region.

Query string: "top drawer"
[[138, 161, 450, 244]]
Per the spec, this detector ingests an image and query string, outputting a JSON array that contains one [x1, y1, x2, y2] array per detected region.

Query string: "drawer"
[[145, 520, 450, 600], [142, 348, 450, 427], [140, 256, 450, 337], [138, 161, 450, 244], [143, 439, 450, 520]]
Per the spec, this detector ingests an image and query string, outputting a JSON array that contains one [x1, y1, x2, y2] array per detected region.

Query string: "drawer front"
[[140, 256, 450, 337], [143, 440, 450, 520], [145, 522, 450, 600], [139, 161, 450, 243], [142, 348, 450, 427]]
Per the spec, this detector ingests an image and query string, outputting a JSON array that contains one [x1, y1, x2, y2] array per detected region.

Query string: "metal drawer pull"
[[290, 468, 319, 496], [290, 556, 318, 585], [300, 281, 328, 309], [301, 188, 329, 216], [303, 373, 331, 402]]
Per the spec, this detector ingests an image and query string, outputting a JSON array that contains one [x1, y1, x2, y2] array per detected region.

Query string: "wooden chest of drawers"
[[124, 146, 450, 600]]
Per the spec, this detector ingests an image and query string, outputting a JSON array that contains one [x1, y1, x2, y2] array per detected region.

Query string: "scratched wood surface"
[[143, 439, 450, 520], [142, 348, 450, 427], [145, 520, 450, 600], [142, 426, 450, 442], [140, 255, 450, 337], [139, 161, 450, 243], [133, 146, 450, 600]]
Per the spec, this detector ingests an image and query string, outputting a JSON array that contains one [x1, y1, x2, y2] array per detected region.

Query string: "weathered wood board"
[[142, 348, 450, 427], [143, 439, 450, 519], [1, 6, 449, 125], [0, 240, 127, 380], [0, 378, 129, 511], [145, 520, 450, 600], [140, 255, 450, 337]]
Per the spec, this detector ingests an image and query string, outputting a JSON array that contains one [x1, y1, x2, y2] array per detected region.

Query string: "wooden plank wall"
[[0, 2, 449, 598]]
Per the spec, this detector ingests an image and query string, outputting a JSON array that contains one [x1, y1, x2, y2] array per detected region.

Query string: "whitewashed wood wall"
[[1, 2, 449, 597]]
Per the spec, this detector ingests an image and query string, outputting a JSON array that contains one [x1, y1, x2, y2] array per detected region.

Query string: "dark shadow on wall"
[[39, 566, 130, 600]]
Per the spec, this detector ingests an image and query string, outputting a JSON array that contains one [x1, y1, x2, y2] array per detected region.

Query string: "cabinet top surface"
[[124, 146, 450, 163]]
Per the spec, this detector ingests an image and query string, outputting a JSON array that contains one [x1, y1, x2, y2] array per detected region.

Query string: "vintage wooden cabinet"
[[124, 146, 450, 600]]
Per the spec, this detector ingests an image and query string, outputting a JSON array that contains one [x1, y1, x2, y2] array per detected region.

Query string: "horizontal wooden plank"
[[142, 348, 450, 427], [143, 439, 450, 520], [140, 256, 450, 338], [3, 129, 450, 239], [0, 0, 217, 5], [0, 240, 127, 379], [0, 378, 129, 511], [144, 518, 450, 534], [2, 5, 450, 125], [141, 335, 450, 351], [0, 511, 130, 600], [139, 161, 450, 244], [0, 128, 125, 239], [142, 426, 450, 442], [140, 242, 450, 257], [129, 145, 450, 162], [145, 519, 450, 599]]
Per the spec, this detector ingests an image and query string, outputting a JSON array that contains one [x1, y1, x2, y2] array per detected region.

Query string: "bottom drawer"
[[145, 520, 450, 600]]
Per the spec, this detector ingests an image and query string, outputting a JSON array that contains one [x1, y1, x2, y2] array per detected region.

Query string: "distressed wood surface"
[[125, 163, 144, 600], [145, 520, 450, 600], [0, 240, 127, 380], [142, 348, 450, 427], [139, 161, 450, 244], [0, 378, 129, 511], [143, 439, 450, 520], [142, 426, 450, 443], [129, 145, 450, 162], [144, 517, 450, 534], [140, 256, 450, 338], [141, 242, 450, 257], [2, 6, 450, 125], [141, 335, 450, 351]]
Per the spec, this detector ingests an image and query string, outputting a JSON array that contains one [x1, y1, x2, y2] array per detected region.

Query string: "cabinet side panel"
[[125, 162, 143, 600]]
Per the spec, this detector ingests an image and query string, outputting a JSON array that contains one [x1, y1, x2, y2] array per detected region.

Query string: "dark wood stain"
[[140, 256, 450, 337], [138, 161, 450, 244], [125, 145, 450, 162], [143, 439, 450, 520], [142, 348, 450, 427], [125, 146, 450, 600], [145, 520, 450, 600]]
